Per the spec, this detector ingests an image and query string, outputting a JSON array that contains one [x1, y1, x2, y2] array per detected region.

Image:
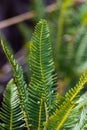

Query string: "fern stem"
[[39, 21, 45, 82], [38, 98, 43, 130], [56, 103, 75, 130], [23, 112, 30, 130], [45, 102, 49, 122], [38, 21, 47, 130], [39, 21, 50, 129], [10, 106, 12, 130], [44, 102, 49, 130]]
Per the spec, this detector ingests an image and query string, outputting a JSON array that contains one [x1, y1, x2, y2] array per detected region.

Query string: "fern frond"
[[72, 93, 87, 130], [50, 93, 66, 113], [45, 72, 87, 130], [28, 19, 56, 129], [65, 72, 87, 101], [62, 92, 87, 130], [0, 79, 24, 130], [73, 107, 87, 130], [45, 99, 75, 130], [0, 40, 30, 129]]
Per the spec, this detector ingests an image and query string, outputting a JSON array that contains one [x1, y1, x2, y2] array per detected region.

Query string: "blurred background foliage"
[[0, 0, 87, 100]]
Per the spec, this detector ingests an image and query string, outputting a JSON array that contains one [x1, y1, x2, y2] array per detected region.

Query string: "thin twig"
[[0, 3, 57, 29], [0, 11, 35, 29]]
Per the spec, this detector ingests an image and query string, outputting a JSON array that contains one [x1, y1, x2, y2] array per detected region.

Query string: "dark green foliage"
[[0, 19, 87, 130], [45, 73, 87, 130], [28, 19, 56, 129], [1, 40, 30, 129], [62, 92, 87, 130], [0, 79, 24, 130]]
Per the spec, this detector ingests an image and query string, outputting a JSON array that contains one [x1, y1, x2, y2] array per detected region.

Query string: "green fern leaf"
[[0, 40, 30, 129], [73, 106, 87, 130], [65, 72, 87, 101], [72, 92, 87, 130], [45, 72, 87, 130], [62, 92, 87, 130], [0, 79, 24, 130], [45, 99, 75, 130], [28, 19, 56, 129]]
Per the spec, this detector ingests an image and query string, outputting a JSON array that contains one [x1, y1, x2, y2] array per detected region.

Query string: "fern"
[[73, 107, 87, 130], [28, 19, 56, 129], [62, 92, 87, 130], [0, 79, 24, 130], [1, 41, 30, 129], [45, 72, 87, 130], [0, 19, 87, 130], [72, 94, 87, 130]]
